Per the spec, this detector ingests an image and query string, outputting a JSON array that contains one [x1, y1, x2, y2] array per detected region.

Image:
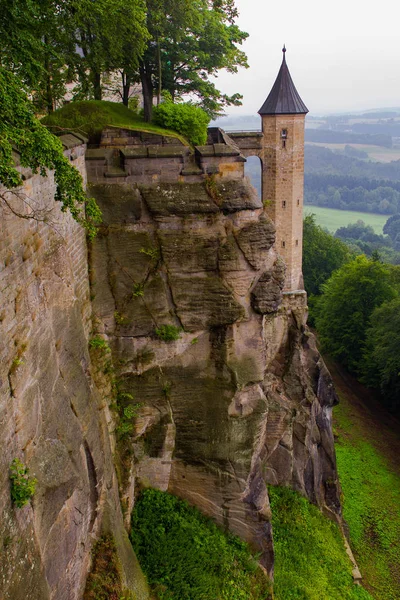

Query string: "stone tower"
[[259, 46, 308, 291]]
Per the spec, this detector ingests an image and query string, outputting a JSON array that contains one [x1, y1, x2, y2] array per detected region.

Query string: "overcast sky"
[[215, 0, 400, 117]]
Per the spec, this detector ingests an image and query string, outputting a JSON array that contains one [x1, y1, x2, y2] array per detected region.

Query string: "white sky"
[[215, 0, 400, 117]]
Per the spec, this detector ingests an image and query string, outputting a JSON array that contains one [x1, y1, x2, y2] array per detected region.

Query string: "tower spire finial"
[[282, 44, 286, 56]]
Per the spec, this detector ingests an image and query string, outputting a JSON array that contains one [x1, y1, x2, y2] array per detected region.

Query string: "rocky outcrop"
[[89, 178, 341, 576]]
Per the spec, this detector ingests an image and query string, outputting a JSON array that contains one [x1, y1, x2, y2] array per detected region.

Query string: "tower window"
[[297, 199, 300, 206], [281, 129, 287, 148], [282, 200, 286, 208], [296, 240, 299, 246], [282, 241, 286, 248]]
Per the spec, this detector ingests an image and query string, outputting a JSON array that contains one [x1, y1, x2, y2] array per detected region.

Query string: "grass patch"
[[270, 486, 373, 600], [304, 206, 390, 234], [130, 488, 272, 600], [333, 385, 400, 600], [42, 101, 189, 144]]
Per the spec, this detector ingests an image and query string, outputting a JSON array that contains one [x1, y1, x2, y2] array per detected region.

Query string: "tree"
[[302, 215, 352, 296], [361, 297, 400, 414], [70, 0, 148, 101], [138, 0, 248, 121], [383, 214, 400, 250], [0, 67, 101, 237], [315, 255, 396, 372]]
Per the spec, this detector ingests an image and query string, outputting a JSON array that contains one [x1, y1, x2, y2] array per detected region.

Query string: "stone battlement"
[[85, 126, 246, 185]]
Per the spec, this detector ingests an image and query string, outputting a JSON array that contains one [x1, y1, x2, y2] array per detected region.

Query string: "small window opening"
[[282, 200, 286, 208], [296, 240, 299, 246], [282, 241, 286, 248], [297, 199, 300, 206], [281, 129, 288, 148]]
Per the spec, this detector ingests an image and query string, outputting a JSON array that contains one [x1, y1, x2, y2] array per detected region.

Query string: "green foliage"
[[139, 0, 248, 119], [361, 297, 400, 413], [130, 488, 271, 600], [155, 324, 182, 342], [315, 255, 397, 372], [152, 101, 210, 146], [132, 284, 144, 298], [303, 214, 352, 296], [83, 534, 123, 600], [270, 486, 373, 600], [114, 312, 131, 326], [139, 246, 159, 261], [116, 402, 141, 439], [42, 100, 188, 143], [9, 458, 37, 508], [0, 68, 101, 238], [89, 336, 111, 352], [333, 385, 400, 599]]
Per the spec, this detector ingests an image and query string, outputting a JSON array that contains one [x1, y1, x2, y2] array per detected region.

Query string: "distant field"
[[304, 206, 390, 234], [305, 141, 400, 163]]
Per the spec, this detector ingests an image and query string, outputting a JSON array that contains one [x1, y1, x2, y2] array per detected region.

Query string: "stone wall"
[[0, 139, 149, 600]]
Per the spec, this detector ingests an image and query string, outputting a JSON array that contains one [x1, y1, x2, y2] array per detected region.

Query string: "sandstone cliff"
[[0, 134, 341, 598], [89, 176, 341, 577]]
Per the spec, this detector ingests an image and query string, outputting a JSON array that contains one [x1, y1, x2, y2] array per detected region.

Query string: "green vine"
[[0, 67, 102, 238]]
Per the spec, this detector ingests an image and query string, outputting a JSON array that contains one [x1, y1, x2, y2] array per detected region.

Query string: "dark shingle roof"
[[258, 47, 308, 116]]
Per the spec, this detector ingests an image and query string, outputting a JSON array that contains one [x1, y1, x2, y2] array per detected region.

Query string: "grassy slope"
[[42, 100, 188, 144], [304, 206, 389, 234], [328, 359, 400, 600], [270, 487, 372, 600]]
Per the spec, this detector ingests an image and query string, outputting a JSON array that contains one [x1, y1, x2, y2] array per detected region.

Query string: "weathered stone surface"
[[235, 214, 276, 269], [0, 151, 341, 599], [216, 180, 262, 213], [88, 183, 142, 224], [86, 175, 341, 579], [159, 230, 219, 273], [0, 159, 149, 600], [251, 257, 286, 314], [140, 183, 219, 216], [169, 274, 246, 331]]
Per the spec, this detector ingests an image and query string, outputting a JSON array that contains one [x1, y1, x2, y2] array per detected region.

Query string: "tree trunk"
[[140, 62, 153, 122], [156, 35, 162, 105], [121, 72, 130, 106], [92, 71, 102, 101]]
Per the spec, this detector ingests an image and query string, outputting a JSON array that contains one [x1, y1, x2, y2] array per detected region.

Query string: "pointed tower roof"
[[259, 46, 308, 116]]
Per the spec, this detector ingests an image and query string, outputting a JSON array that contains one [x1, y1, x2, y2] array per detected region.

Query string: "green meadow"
[[304, 206, 390, 234]]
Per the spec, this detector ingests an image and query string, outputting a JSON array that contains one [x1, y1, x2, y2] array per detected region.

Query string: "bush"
[[155, 324, 181, 342], [152, 101, 210, 146], [130, 489, 271, 600], [9, 458, 37, 508]]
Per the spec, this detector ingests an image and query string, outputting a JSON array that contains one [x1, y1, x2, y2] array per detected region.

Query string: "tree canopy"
[[303, 214, 352, 297], [315, 255, 397, 373], [138, 0, 248, 120], [361, 297, 400, 413]]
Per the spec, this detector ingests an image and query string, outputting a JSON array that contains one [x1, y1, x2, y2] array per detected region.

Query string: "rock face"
[[0, 136, 341, 597], [0, 144, 149, 600], [89, 178, 341, 576]]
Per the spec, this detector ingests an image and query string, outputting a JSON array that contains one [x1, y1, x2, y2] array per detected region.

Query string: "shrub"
[[152, 101, 210, 146], [155, 324, 181, 342], [9, 458, 37, 508], [89, 336, 111, 352]]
